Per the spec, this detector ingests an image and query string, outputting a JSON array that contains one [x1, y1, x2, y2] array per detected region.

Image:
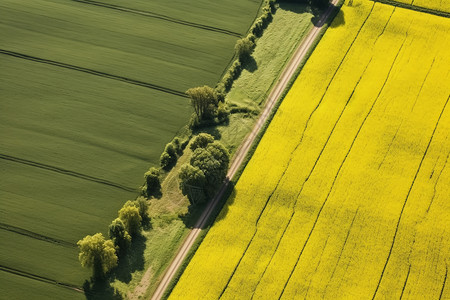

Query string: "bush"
[[165, 143, 176, 158], [217, 104, 230, 123], [190, 133, 215, 151], [172, 137, 182, 155], [144, 167, 160, 196], [235, 37, 255, 62], [160, 142, 178, 170]]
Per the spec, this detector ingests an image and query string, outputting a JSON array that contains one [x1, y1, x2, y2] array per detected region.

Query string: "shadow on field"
[[211, 181, 236, 226], [244, 56, 258, 73], [193, 126, 222, 140], [83, 279, 122, 300], [179, 180, 236, 229], [329, 7, 345, 28], [113, 234, 147, 283], [278, 1, 345, 28]]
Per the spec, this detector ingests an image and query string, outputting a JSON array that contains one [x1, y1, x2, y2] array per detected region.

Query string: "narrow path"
[[147, 1, 340, 299]]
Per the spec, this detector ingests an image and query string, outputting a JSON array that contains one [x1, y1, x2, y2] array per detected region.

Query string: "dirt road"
[[146, 1, 341, 299]]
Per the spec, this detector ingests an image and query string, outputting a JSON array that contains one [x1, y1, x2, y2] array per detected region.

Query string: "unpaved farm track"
[[146, 2, 341, 299]]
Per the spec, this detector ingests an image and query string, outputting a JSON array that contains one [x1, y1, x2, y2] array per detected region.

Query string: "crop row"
[[389, 0, 450, 13]]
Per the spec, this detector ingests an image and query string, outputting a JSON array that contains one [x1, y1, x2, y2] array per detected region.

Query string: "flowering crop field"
[[170, 1, 450, 299], [390, 0, 450, 13]]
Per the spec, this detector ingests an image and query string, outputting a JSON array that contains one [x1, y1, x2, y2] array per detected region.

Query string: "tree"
[[235, 37, 255, 62], [190, 133, 214, 151], [179, 164, 206, 204], [108, 218, 131, 255], [206, 142, 230, 171], [160, 142, 178, 170], [144, 167, 160, 196], [77, 233, 118, 279], [186, 86, 217, 120], [190, 142, 230, 198], [118, 205, 142, 237], [134, 198, 149, 222]]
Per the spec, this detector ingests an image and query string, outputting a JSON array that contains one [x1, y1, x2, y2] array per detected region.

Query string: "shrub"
[[217, 104, 230, 123], [160, 142, 178, 170], [144, 167, 160, 196], [172, 137, 182, 155], [235, 37, 255, 62]]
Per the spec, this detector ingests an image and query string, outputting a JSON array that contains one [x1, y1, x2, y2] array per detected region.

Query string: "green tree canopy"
[[190, 142, 229, 197], [108, 218, 131, 255], [190, 133, 215, 151], [235, 37, 255, 62], [118, 205, 142, 237], [144, 167, 160, 196], [77, 233, 118, 279], [179, 164, 206, 204], [186, 86, 217, 120]]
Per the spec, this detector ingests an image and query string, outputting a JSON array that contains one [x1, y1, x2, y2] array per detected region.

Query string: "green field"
[[0, 0, 262, 298]]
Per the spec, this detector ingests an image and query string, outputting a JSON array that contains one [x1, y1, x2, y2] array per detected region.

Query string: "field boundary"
[[149, 1, 343, 299], [0, 223, 76, 248], [0, 154, 137, 193], [0, 265, 83, 293], [69, 0, 242, 37], [372, 0, 450, 18], [0, 49, 188, 98]]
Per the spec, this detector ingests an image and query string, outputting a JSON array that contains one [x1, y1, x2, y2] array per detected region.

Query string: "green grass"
[[98, 0, 263, 35], [226, 3, 314, 109], [0, 0, 239, 92]]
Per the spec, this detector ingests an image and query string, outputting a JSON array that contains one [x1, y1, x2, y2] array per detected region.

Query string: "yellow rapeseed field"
[[392, 0, 450, 13], [170, 1, 450, 299]]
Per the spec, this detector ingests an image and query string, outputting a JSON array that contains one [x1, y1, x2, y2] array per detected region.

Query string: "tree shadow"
[[329, 6, 345, 28], [243, 55, 258, 73], [147, 187, 162, 200], [179, 203, 205, 229], [210, 180, 235, 225], [142, 215, 153, 231], [112, 234, 146, 284], [83, 279, 122, 300], [193, 126, 222, 140], [277, 1, 345, 28], [278, 1, 311, 14], [179, 179, 236, 229]]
